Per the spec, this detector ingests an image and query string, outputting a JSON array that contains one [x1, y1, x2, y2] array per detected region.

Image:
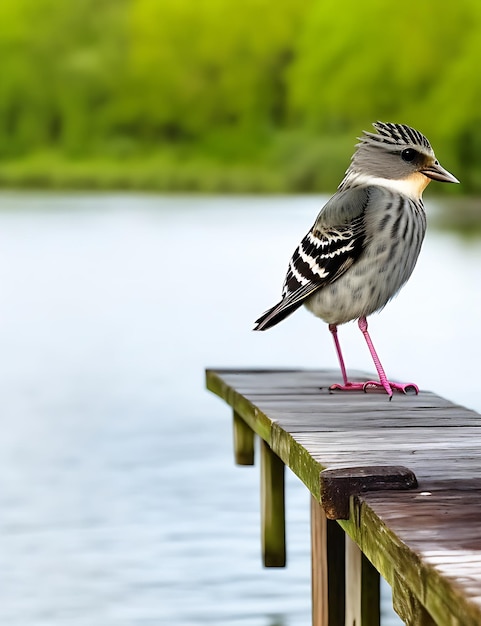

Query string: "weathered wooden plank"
[[260, 440, 286, 567], [206, 368, 481, 626], [208, 369, 478, 417], [341, 491, 481, 626], [233, 410, 255, 465], [206, 369, 274, 443], [291, 430, 481, 482], [246, 406, 480, 429], [271, 422, 325, 499], [320, 466, 417, 520], [392, 572, 436, 626]]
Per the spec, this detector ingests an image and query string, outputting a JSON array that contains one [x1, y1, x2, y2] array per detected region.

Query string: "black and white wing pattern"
[[253, 187, 370, 330]]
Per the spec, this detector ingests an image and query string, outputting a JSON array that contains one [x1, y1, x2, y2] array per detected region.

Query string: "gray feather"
[[253, 121, 442, 332], [342, 122, 435, 184], [254, 187, 371, 331]]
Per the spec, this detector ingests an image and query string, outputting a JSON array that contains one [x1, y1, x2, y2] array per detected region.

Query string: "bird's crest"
[[360, 122, 431, 151]]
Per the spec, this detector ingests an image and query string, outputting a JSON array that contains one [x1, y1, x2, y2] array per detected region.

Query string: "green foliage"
[[288, 1, 473, 130], [0, 0, 480, 191], [0, 0, 127, 156], [125, 0, 306, 139]]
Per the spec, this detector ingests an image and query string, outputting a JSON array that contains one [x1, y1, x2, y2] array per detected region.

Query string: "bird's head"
[[344, 122, 459, 199]]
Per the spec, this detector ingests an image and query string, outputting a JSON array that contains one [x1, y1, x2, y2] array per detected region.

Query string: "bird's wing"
[[254, 186, 371, 330]]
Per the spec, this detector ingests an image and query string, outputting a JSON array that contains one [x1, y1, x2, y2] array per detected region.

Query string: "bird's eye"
[[401, 148, 417, 162]]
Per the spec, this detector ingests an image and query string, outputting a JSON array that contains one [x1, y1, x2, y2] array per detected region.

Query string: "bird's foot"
[[362, 380, 419, 398], [329, 382, 366, 392], [330, 380, 419, 398]]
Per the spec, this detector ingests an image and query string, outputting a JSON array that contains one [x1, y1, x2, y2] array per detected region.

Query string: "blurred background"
[[0, 0, 480, 193], [0, 1, 481, 625]]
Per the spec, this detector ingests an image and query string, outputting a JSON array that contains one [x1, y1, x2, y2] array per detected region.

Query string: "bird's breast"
[[305, 194, 426, 325]]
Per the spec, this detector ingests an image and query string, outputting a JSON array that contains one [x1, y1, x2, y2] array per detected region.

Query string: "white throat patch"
[[342, 172, 430, 200]]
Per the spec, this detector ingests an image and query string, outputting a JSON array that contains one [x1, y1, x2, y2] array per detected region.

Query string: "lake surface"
[[0, 192, 480, 625]]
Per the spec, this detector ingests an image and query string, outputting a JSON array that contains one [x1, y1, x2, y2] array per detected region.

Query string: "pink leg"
[[358, 317, 419, 398], [329, 324, 348, 385], [328, 318, 419, 398], [328, 324, 365, 392]]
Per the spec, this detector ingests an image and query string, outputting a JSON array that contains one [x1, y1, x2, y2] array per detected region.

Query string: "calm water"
[[0, 192, 480, 625]]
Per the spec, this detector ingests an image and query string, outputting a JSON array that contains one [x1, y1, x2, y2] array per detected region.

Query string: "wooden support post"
[[345, 536, 362, 626], [360, 553, 380, 626], [260, 440, 286, 567], [311, 496, 345, 626], [207, 369, 481, 626], [345, 535, 380, 626], [233, 410, 254, 465]]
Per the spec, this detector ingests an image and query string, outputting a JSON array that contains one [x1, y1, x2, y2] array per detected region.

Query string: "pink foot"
[[328, 318, 419, 400], [330, 380, 419, 398], [362, 380, 419, 396], [329, 382, 366, 392]]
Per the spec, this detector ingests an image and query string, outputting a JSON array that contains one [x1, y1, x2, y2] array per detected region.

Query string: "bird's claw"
[[330, 380, 419, 397], [329, 382, 366, 392], [392, 382, 419, 395]]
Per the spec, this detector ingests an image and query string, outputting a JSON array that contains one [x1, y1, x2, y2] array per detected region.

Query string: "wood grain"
[[206, 368, 481, 625], [311, 497, 345, 626]]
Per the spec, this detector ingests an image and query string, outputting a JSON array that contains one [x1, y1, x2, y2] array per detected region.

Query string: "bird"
[[253, 122, 459, 398]]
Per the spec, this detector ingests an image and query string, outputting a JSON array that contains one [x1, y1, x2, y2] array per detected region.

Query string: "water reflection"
[[432, 196, 481, 237]]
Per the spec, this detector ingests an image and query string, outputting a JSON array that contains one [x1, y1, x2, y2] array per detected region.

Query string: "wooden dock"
[[206, 368, 481, 626]]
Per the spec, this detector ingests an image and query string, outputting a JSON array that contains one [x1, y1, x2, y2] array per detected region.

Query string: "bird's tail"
[[253, 298, 304, 331]]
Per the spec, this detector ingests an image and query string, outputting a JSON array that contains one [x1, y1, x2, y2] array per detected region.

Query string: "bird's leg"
[[328, 324, 365, 391], [358, 317, 419, 398], [329, 324, 348, 384]]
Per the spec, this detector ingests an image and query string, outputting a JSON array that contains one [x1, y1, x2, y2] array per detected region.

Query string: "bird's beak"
[[421, 161, 460, 184]]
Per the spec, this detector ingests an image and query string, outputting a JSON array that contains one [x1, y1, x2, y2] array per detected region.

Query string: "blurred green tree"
[[287, 0, 473, 132], [0, 0, 127, 156], [123, 0, 307, 146], [0, 0, 480, 190]]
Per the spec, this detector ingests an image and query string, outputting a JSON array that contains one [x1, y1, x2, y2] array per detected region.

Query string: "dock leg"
[[311, 497, 345, 626], [345, 535, 380, 626], [233, 411, 255, 465], [260, 440, 286, 567]]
